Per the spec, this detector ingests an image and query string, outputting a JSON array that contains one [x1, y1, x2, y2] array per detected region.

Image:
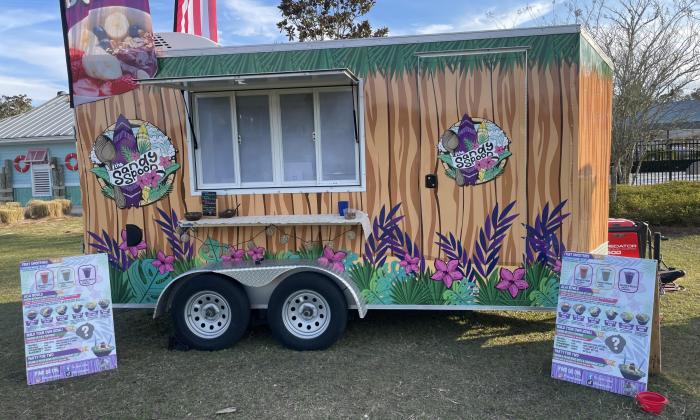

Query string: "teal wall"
[[0, 141, 81, 206]]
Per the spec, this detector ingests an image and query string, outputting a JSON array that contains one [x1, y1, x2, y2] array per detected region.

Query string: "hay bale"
[[0, 207, 24, 224], [24, 199, 72, 219], [25, 200, 50, 219], [3, 202, 21, 208], [53, 198, 72, 215], [46, 200, 64, 218]]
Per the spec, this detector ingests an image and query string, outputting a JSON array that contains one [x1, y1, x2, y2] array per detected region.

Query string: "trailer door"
[[416, 49, 528, 265]]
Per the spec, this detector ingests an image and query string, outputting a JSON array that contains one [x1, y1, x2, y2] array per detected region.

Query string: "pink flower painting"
[[431, 259, 463, 288], [118, 228, 146, 257], [400, 255, 420, 275], [248, 246, 265, 262], [552, 259, 562, 273], [495, 267, 528, 298], [318, 246, 346, 272], [475, 157, 496, 171], [222, 247, 246, 263], [137, 171, 161, 188], [159, 156, 172, 168], [152, 251, 175, 274]]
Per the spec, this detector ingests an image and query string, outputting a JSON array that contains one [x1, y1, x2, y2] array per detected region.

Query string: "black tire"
[[268, 273, 348, 350], [171, 275, 250, 351]]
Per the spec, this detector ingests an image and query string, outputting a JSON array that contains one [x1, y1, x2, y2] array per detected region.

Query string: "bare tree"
[[567, 0, 700, 200]]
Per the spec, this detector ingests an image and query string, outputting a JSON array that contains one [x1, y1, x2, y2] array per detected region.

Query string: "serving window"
[[192, 86, 362, 193]]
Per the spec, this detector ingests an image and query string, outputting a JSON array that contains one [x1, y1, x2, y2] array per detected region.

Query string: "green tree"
[[277, 0, 389, 42], [0, 94, 32, 119]]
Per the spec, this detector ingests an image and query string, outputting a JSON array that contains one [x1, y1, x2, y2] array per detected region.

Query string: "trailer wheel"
[[171, 275, 250, 351], [268, 273, 347, 350]]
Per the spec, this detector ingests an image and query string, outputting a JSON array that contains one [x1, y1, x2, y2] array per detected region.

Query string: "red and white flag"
[[174, 0, 218, 43]]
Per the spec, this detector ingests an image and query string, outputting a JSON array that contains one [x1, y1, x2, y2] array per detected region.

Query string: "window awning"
[[25, 148, 48, 163], [138, 69, 359, 92]]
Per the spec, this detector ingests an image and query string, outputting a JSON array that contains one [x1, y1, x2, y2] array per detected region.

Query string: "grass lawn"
[[0, 218, 698, 418]]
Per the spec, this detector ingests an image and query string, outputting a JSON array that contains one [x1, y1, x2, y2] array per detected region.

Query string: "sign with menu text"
[[551, 252, 657, 396], [21, 254, 117, 385]]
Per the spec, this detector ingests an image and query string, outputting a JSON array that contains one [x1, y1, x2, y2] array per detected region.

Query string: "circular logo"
[[437, 114, 511, 186], [90, 114, 178, 208]]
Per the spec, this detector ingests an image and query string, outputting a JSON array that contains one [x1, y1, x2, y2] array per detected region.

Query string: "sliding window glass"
[[195, 96, 236, 186]]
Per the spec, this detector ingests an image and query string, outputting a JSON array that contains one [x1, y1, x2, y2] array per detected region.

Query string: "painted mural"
[[88, 200, 568, 307], [89, 115, 179, 208], [437, 114, 511, 186]]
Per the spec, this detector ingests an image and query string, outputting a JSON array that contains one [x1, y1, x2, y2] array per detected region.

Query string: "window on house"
[[31, 164, 52, 197], [193, 86, 361, 192], [26, 148, 48, 163]]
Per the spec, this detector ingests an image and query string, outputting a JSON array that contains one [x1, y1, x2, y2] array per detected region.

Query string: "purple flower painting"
[[222, 247, 246, 263], [495, 267, 528, 298], [118, 228, 146, 258], [137, 171, 161, 188], [431, 259, 463, 288], [248, 246, 265, 262], [400, 255, 420, 275], [152, 251, 175, 274], [318, 246, 346, 272]]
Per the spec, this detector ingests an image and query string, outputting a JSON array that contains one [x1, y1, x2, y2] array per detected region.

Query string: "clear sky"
[[1, 0, 563, 104]]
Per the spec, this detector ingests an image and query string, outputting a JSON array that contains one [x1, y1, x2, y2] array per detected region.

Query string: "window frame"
[[189, 83, 365, 195]]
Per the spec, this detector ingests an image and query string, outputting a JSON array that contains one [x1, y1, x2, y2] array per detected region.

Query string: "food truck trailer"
[[73, 24, 613, 351]]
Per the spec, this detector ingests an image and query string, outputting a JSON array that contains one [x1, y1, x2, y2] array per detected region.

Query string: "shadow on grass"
[[2, 302, 698, 419]]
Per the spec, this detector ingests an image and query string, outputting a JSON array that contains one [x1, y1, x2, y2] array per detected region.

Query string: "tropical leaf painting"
[[126, 259, 172, 303], [390, 276, 430, 305], [91, 200, 568, 308], [442, 280, 475, 305]]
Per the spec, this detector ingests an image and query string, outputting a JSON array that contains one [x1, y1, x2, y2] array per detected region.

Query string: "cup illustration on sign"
[[26, 310, 38, 320], [58, 268, 74, 287], [35, 270, 54, 290], [618, 269, 640, 293], [597, 268, 614, 289], [78, 265, 97, 286], [574, 264, 592, 286]]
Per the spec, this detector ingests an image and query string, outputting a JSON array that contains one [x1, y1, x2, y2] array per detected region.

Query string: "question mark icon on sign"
[[605, 334, 626, 354], [76, 323, 94, 340], [611, 337, 620, 351]]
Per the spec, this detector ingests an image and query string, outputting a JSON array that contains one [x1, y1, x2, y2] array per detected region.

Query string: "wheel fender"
[[153, 265, 366, 319], [268, 267, 366, 318]]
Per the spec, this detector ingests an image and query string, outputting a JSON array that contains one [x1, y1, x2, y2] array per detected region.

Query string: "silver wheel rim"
[[282, 289, 330, 339], [184, 291, 231, 339]]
